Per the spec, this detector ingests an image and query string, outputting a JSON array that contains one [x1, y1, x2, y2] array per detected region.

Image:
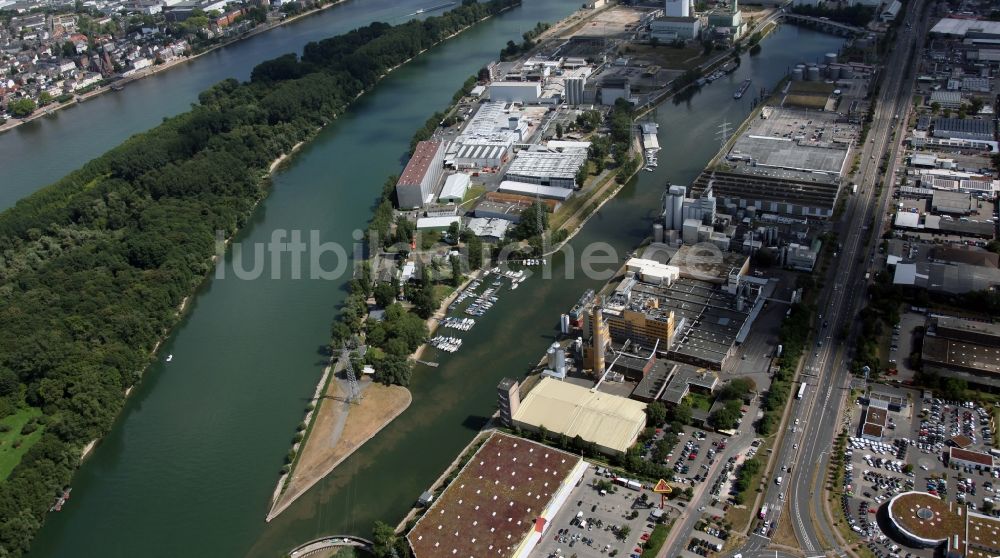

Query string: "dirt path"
[[267, 375, 411, 521]]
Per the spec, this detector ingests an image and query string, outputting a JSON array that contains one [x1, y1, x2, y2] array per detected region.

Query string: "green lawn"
[[461, 184, 486, 205], [640, 523, 671, 557], [0, 407, 44, 481], [687, 392, 714, 412]]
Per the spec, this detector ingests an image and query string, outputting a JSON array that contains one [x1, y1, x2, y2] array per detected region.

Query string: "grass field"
[[687, 392, 714, 412], [625, 43, 705, 71], [0, 407, 44, 481]]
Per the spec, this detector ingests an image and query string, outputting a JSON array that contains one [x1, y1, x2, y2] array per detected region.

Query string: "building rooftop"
[[505, 148, 588, 183], [950, 447, 994, 467], [936, 316, 1000, 340], [400, 141, 444, 186], [512, 377, 647, 454], [933, 118, 996, 137], [930, 18, 1000, 38], [922, 337, 1000, 376], [407, 432, 581, 558], [497, 180, 574, 200]]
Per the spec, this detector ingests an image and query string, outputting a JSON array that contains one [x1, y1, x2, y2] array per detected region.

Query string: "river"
[[23, 5, 844, 557]]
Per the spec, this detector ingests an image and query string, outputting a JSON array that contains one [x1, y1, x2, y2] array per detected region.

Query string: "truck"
[[759, 504, 768, 519], [852, 183, 858, 194], [797, 382, 807, 400], [776, 344, 783, 358], [614, 477, 642, 491]]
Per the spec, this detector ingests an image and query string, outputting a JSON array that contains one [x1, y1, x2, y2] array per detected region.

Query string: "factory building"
[[438, 173, 470, 204], [446, 102, 526, 169], [932, 118, 996, 142], [395, 140, 446, 209], [497, 180, 575, 201], [650, 16, 701, 41], [600, 77, 631, 106], [497, 378, 521, 427], [505, 148, 588, 188], [783, 240, 822, 272], [488, 81, 541, 104], [466, 217, 511, 242], [510, 377, 647, 455], [664, 0, 691, 17], [407, 432, 587, 558], [921, 316, 1000, 390], [663, 184, 687, 231], [690, 169, 841, 218], [582, 265, 761, 371], [565, 76, 586, 105]]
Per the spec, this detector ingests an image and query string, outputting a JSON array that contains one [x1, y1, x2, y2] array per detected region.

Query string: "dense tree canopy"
[[0, 1, 518, 553]]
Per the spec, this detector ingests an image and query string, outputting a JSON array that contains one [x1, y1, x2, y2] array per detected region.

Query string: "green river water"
[[19, 3, 844, 556]]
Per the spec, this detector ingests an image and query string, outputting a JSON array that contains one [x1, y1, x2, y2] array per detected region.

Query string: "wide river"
[[20, 1, 844, 555]]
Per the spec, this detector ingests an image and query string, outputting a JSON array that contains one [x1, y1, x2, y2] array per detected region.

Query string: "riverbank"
[[266, 371, 411, 521], [0, 0, 358, 136]]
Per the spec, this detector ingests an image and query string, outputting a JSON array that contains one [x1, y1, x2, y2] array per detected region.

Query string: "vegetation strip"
[[0, 2, 522, 553]]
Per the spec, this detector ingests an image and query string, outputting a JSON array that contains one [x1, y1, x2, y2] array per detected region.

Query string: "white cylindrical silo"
[[653, 223, 664, 243], [825, 52, 837, 65], [547, 346, 557, 369], [828, 65, 840, 80], [792, 67, 804, 81], [807, 66, 821, 82], [555, 347, 567, 376], [560, 314, 570, 334]]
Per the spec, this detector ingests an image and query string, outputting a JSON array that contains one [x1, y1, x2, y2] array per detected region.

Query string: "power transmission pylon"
[[341, 341, 361, 404]]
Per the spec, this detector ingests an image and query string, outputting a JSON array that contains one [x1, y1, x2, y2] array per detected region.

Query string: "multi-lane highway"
[[731, 1, 930, 556]]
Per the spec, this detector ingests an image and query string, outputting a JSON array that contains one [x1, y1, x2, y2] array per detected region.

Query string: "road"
[[729, 2, 929, 556]]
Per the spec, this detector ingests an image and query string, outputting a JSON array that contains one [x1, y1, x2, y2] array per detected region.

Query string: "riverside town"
[[2, 0, 1000, 558]]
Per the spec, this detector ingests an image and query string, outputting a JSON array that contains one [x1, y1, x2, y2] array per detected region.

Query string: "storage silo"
[[840, 65, 854, 79], [824, 52, 838, 65], [828, 65, 840, 80], [555, 347, 567, 376], [792, 66, 804, 81], [560, 314, 570, 335], [807, 65, 821, 82], [653, 223, 664, 243], [665, 184, 685, 231], [547, 342, 560, 369]]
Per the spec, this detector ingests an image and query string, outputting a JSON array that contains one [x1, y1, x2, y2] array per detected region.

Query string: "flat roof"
[[923, 337, 1000, 375], [497, 180, 573, 200], [862, 422, 884, 438], [407, 432, 580, 558], [506, 149, 587, 182], [937, 316, 1000, 340], [888, 491, 963, 545], [512, 377, 646, 454], [865, 406, 888, 427], [930, 18, 1000, 37], [399, 141, 443, 186]]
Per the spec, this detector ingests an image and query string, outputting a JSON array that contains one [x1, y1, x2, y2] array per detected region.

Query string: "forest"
[[0, 0, 519, 554]]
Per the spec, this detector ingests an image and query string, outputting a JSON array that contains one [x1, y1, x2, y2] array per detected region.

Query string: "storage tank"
[[807, 65, 821, 82], [828, 65, 840, 80], [840, 65, 854, 79], [825, 52, 838, 65], [545, 343, 560, 370], [653, 223, 664, 243], [560, 313, 570, 335], [555, 347, 567, 376], [792, 67, 804, 81]]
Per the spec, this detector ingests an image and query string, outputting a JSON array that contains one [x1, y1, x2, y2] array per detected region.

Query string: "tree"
[[449, 255, 463, 287], [446, 221, 461, 244], [38, 92, 53, 106], [555, 122, 564, 139], [372, 521, 397, 558], [466, 234, 484, 270], [8, 98, 36, 117], [575, 165, 588, 188], [374, 282, 398, 308], [645, 401, 667, 426], [930, 101, 941, 114], [617, 525, 631, 541]]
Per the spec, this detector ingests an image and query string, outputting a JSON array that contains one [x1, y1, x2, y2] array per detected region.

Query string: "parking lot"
[[529, 467, 677, 558], [838, 389, 1000, 557]]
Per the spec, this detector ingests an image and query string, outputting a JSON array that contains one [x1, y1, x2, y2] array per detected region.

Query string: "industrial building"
[[690, 168, 841, 218], [489, 81, 542, 104], [510, 377, 647, 455], [439, 173, 471, 204], [497, 180, 574, 201], [664, 0, 692, 17], [650, 16, 701, 41], [948, 446, 995, 471], [406, 431, 587, 558], [467, 217, 512, 242], [930, 18, 1000, 41], [783, 240, 822, 272], [658, 363, 719, 406], [582, 262, 762, 371], [396, 141, 446, 209], [505, 148, 588, 188], [600, 77, 631, 106], [921, 316, 1000, 390], [932, 118, 996, 142], [447, 102, 526, 169]]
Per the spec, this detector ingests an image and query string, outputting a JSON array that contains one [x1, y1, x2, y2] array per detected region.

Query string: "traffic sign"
[[653, 479, 671, 494]]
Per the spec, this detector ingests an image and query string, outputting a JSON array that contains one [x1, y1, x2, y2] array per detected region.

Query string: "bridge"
[[779, 13, 867, 36], [287, 535, 373, 557]]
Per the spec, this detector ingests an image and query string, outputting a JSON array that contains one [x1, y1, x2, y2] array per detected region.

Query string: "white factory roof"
[[546, 140, 592, 150], [894, 211, 921, 229], [439, 173, 470, 201], [469, 85, 485, 97], [497, 180, 574, 200], [931, 18, 1000, 37], [894, 263, 919, 286], [466, 217, 511, 239], [512, 377, 647, 454], [910, 153, 937, 167], [416, 216, 461, 230], [506, 149, 588, 181]]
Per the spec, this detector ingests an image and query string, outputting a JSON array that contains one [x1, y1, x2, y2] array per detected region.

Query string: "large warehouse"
[[511, 377, 646, 455], [396, 140, 446, 209], [447, 102, 526, 168], [407, 432, 587, 558], [505, 148, 588, 188]]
